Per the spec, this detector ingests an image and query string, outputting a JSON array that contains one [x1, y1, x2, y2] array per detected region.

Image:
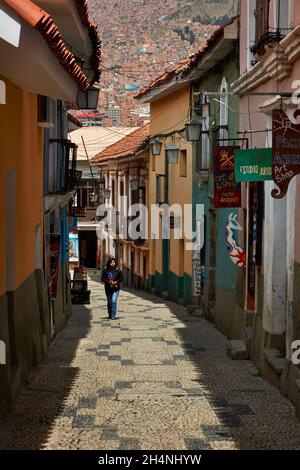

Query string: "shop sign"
[[234, 148, 272, 182], [272, 110, 300, 198], [69, 207, 86, 217], [214, 146, 241, 208]]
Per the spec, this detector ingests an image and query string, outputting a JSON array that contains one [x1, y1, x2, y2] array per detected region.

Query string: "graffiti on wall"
[[225, 213, 246, 268]]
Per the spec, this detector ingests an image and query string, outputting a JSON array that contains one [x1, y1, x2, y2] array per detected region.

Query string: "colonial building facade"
[[91, 125, 150, 290], [0, 0, 101, 416], [232, 0, 300, 418]]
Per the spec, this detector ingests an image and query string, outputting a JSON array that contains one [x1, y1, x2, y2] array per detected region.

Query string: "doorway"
[[79, 231, 97, 268]]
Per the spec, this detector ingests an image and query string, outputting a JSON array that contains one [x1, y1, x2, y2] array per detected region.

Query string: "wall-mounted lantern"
[[185, 119, 203, 142], [130, 177, 139, 190], [103, 188, 111, 199], [150, 139, 162, 155], [165, 145, 180, 164], [77, 84, 100, 110], [139, 176, 146, 188]]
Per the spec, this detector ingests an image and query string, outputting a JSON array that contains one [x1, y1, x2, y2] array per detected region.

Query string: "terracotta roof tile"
[[134, 17, 236, 100], [91, 124, 150, 163], [3, 0, 101, 91]]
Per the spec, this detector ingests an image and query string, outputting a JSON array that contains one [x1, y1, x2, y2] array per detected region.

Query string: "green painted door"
[[162, 238, 169, 292]]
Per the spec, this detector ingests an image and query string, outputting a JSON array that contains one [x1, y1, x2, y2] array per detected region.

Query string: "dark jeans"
[[105, 288, 120, 319]]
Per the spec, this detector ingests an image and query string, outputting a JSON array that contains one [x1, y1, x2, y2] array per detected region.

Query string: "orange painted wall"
[[0, 76, 44, 295]]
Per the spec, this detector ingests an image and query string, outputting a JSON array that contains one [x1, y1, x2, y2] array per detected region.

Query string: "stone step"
[[227, 340, 248, 360], [264, 348, 285, 374]]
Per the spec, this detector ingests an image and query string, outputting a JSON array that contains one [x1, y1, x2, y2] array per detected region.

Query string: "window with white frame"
[[248, 0, 257, 69], [219, 77, 229, 145], [274, 0, 293, 31]]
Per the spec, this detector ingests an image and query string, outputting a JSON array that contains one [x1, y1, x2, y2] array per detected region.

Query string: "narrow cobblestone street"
[[1, 271, 300, 450]]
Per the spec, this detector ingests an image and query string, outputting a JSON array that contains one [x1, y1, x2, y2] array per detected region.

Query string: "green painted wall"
[[192, 53, 240, 298], [149, 271, 192, 305]]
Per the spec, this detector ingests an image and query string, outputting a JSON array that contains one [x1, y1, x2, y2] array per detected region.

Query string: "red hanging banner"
[[272, 109, 300, 199], [213, 146, 241, 208]]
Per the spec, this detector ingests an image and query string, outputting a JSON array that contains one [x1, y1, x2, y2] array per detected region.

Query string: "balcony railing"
[[48, 139, 79, 195]]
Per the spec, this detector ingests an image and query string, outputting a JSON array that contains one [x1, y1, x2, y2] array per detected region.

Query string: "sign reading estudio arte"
[[272, 109, 300, 198], [213, 146, 241, 208], [234, 148, 273, 182]]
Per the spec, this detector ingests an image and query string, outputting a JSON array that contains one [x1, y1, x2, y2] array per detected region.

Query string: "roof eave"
[[92, 141, 149, 165], [2, 0, 98, 92], [184, 20, 238, 82], [136, 76, 190, 104], [135, 16, 239, 102]]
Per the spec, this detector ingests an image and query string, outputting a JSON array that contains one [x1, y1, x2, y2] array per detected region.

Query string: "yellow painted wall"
[[148, 85, 193, 277], [150, 86, 190, 137], [0, 76, 44, 295]]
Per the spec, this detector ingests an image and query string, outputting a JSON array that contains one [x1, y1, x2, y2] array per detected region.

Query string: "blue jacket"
[[101, 267, 123, 291]]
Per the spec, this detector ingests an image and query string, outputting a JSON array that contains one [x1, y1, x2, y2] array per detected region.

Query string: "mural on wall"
[[69, 233, 79, 262], [225, 212, 246, 268]]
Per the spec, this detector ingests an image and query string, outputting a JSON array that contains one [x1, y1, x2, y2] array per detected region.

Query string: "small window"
[[248, 0, 257, 69], [38, 95, 53, 128], [120, 180, 124, 196], [81, 188, 87, 207], [151, 155, 156, 172], [179, 150, 187, 177], [112, 179, 115, 207], [275, 0, 291, 31], [156, 175, 167, 204]]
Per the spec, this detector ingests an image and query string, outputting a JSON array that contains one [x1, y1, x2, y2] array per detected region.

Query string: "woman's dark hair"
[[106, 257, 117, 270]]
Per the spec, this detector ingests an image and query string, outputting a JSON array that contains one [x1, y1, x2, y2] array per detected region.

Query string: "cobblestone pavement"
[[1, 271, 300, 450]]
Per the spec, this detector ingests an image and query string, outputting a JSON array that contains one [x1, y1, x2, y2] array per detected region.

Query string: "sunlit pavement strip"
[[2, 270, 300, 450]]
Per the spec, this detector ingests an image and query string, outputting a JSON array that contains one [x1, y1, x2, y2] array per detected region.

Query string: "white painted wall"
[[263, 182, 287, 334], [262, 116, 287, 335], [286, 177, 296, 359], [0, 8, 21, 47]]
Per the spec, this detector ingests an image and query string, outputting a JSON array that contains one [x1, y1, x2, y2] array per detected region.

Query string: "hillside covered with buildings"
[[88, 0, 237, 126]]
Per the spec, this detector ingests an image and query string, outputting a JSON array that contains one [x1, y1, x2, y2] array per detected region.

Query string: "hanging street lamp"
[[150, 139, 162, 155], [130, 177, 139, 190], [165, 145, 180, 164], [77, 84, 100, 110], [103, 188, 111, 199], [185, 119, 203, 142]]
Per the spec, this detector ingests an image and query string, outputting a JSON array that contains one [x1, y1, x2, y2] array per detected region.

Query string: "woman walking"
[[101, 257, 123, 319]]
